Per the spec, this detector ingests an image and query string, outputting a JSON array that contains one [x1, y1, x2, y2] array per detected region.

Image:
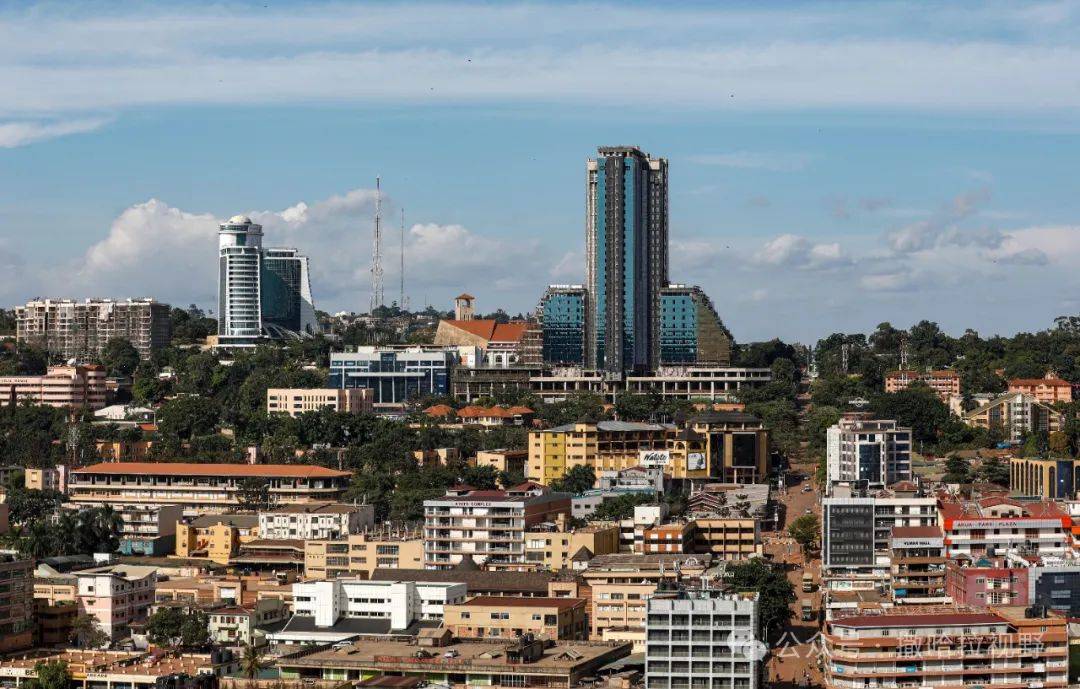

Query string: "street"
[[762, 459, 824, 688]]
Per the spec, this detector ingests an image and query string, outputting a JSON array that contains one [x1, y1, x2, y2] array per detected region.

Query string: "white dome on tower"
[[227, 214, 252, 224]]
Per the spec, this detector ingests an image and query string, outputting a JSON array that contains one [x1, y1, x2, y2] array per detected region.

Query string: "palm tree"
[[240, 642, 266, 681], [24, 519, 55, 559]]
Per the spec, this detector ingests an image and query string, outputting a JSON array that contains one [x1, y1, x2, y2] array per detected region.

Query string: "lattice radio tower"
[[400, 208, 409, 312], [370, 176, 384, 313]]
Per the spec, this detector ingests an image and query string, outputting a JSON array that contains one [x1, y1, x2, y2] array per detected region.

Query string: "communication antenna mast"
[[370, 176, 384, 314], [841, 342, 850, 374], [400, 208, 408, 312], [899, 334, 909, 369]]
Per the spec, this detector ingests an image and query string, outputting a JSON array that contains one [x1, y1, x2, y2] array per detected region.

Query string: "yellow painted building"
[[1010, 456, 1080, 500], [443, 596, 588, 640], [304, 530, 425, 580], [174, 515, 259, 564], [529, 413, 769, 486], [524, 521, 620, 570]]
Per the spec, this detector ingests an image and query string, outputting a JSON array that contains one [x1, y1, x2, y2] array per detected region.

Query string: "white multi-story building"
[[940, 497, 1072, 559], [75, 564, 158, 642], [15, 298, 171, 361], [822, 484, 938, 582], [270, 579, 466, 649], [217, 215, 318, 348], [423, 483, 572, 569], [114, 504, 183, 557], [645, 589, 760, 689], [826, 414, 912, 487], [258, 502, 375, 540]]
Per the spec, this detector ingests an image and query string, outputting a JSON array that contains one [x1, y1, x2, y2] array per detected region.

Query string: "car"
[[805, 507, 812, 514], [802, 485, 812, 493]]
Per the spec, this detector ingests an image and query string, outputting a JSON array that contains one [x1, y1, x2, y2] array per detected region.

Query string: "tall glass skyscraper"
[[585, 146, 668, 373], [538, 285, 587, 365], [536, 146, 732, 372], [217, 216, 319, 347]]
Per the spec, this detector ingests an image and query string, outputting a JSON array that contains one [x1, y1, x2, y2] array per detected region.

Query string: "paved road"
[[762, 460, 824, 688]]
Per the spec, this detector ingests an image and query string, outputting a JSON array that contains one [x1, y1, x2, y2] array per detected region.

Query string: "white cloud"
[[860, 272, 917, 292], [50, 190, 546, 314], [754, 234, 851, 270], [886, 188, 999, 253], [688, 152, 813, 172], [4, 4, 1080, 121], [0, 118, 110, 148]]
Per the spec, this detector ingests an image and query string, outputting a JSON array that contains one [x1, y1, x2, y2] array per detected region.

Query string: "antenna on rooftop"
[[370, 177, 385, 314]]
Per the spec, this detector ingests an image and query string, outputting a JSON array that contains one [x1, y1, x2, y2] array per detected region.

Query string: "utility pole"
[[370, 176, 384, 314]]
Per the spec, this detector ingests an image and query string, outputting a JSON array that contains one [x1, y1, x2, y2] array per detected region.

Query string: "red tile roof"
[[1010, 378, 1070, 387], [440, 319, 530, 344], [491, 322, 527, 343], [443, 319, 498, 340], [73, 462, 350, 478], [423, 404, 457, 417], [832, 612, 1003, 628], [456, 405, 534, 419]]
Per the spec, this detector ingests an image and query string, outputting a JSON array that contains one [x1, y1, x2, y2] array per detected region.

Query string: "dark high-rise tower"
[[585, 146, 669, 373]]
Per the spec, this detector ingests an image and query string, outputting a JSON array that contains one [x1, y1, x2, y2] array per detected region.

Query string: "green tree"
[[147, 607, 185, 647], [787, 514, 820, 556], [592, 493, 655, 521], [943, 455, 973, 483], [180, 610, 211, 648], [31, 660, 70, 689], [236, 478, 271, 511], [460, 465, 499, 490], [726, 558, 795, 643], [69, 614, 109, 649], [1049, 431, 1072, 457], [157, 396, 221, 446], [240, 642, 267, 680], [869, 386, 954, 446], [978, 456, 1010, 487], [551, 465, 596, 495], [100, 337, 141, 377]]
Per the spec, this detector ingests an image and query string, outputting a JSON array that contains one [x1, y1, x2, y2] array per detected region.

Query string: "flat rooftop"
[[282, 638, 631, 672], [0, 649, 222, 677]]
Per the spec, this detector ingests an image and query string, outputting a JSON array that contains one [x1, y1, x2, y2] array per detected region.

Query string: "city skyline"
[[5, 2, 1080, 342]]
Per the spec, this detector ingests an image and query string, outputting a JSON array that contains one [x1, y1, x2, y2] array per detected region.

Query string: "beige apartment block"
[[525, 521, 620, 569], [304, 529, 425, 580], [443, 596, 588, 640], [266, 387, 374, 417], [581, 553, 714, 639]]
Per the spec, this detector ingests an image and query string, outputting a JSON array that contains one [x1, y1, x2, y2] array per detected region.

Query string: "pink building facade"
[[945, 559, 1030, 608], [75, 564, 157, 642]]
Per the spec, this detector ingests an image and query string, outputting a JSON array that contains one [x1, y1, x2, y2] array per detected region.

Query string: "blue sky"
[[3, 1, 1080, 342]]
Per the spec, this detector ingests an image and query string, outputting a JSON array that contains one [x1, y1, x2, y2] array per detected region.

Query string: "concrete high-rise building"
[[586, 146, 669, 373], [15, 298, 171, 361], [218, 215, 264, 345], [645, 588, 761, 689], [826, 414, 912, 487], [217, 215, 319, 347]]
